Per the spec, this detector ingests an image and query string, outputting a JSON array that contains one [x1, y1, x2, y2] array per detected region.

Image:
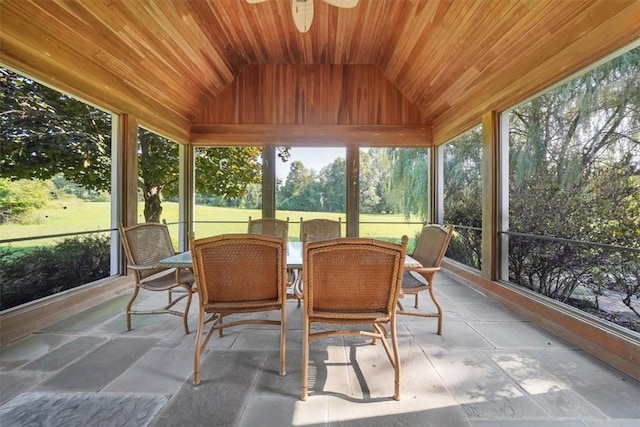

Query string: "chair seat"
[[203, 300, 281, 312], [401, 271, 428, 289], [140, 268, 194, 291], [309, 312, 391, 323]]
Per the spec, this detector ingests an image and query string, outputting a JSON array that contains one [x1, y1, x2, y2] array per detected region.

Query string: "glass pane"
[[359, 147, 429, 251], [442, 127, 483, 270], [137, 128, 181, 239], [276, 147, 346, 241], [194, 146, 263, 236], [507, 47, 640, 332], [0, 69, 113, 309]]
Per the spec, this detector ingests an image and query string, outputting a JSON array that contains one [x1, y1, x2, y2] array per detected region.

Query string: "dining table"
[[159, 241, 421, 269], [158, 240, 423, 299]]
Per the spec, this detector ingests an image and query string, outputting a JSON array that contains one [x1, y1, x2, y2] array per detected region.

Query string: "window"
[[193, 146, 263, 236], [0, 69, 114, 310], [505, 47, 640, 331], [442, 127, 483, 269], [359, 147, 429, 249], [276, 147, 346, 240]]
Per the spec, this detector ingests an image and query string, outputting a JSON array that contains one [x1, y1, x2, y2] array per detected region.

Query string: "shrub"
[[0, 178, 51, 223], [0, 234, 111, 310]]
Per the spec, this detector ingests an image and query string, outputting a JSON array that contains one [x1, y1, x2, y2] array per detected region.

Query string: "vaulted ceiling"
[[1, 0, 639, 145]]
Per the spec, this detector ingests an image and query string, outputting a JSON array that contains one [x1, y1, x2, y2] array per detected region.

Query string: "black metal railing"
[[1, 229, 114, 310], [504, 231, 639, 331]]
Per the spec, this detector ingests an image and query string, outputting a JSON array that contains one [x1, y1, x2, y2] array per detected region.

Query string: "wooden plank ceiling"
[[1, 0, 639, 146]]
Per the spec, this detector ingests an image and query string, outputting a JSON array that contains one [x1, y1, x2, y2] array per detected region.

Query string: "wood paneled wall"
[[192, 64, 430, 145]]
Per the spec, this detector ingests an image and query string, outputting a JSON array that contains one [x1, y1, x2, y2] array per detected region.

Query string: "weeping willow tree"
[[508, 46, 640, 318], [385, 148, 431, 220]]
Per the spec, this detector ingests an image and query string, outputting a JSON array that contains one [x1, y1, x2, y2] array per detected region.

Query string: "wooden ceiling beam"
[[190, 124, 432, 147]]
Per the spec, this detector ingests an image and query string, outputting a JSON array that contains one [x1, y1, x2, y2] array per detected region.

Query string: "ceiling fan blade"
[[292, 0, 314, 33], [323, 0, 358, 8], [246, 0, 268, 4]]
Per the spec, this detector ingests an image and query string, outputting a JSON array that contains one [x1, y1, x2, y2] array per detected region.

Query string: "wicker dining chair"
[[299, 217, 341, 242], [190, 233, 288, 385], [301, 236, 408, 401], [291, 218, 343, 306], [247, 216, 289, 239], [398, 224, 454, 335], [118, 223, 194, 334]]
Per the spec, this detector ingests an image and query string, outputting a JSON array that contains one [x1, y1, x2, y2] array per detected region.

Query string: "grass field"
[[1, 200, 424, 249]]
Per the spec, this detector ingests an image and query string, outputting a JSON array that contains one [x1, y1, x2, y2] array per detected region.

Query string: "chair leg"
[[182, 285, 193, 335], [125, 285, 140, 331], [193, 308, 205, 386], [390, 315, 401, 401], [301, 316, 310, 400], [280, 301, 287, 376], [428, 285, 444, 335]]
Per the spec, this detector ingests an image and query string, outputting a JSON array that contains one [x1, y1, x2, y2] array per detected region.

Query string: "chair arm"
[[409, 266, 441, 275], [127, 263, 162, 271]]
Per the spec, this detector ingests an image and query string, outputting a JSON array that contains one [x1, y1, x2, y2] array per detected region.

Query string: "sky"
[[275, 147, 346, 180]]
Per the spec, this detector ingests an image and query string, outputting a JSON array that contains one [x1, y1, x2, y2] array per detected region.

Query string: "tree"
[[0, 69, 111, 191], [385, 147, 430, 219], [317, 158, 346, 212], [508, 47, 640, 312], [0, 178, 50, 223], [442, 129, 483, 268], [277, 161, 321, 211], [0, 69, 264, 222]]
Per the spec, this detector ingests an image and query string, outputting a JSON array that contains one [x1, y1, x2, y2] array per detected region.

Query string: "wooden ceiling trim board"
[[379, 1, 435, 79], [414, 0, 522, 103], [192, 2, 246, 77], [386, 2, 459, 98], [190, 124, 432, 147]]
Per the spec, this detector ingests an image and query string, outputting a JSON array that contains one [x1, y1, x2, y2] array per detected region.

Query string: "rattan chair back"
[[120, 223, 175, 280], [247, 216, 289, 239], [299, 218, 341, 242], [412, 225, 454, 268]]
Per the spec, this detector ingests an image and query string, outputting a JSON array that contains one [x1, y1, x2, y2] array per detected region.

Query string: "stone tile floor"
[[1, 271, 639, 426]]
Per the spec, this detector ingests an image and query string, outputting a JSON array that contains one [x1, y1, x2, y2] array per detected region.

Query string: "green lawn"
[[1, 200, 424, 248]]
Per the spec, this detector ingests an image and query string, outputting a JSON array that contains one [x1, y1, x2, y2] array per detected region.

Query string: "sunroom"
[[0, 0, 638, 423]]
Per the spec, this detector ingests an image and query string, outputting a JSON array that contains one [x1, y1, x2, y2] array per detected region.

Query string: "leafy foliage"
[[0, 69, 265, 223], [0, 235, 111, 310], [0, 178, 51, 223], [0, 69, 112, 192], [442, 128, 483, 269]]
